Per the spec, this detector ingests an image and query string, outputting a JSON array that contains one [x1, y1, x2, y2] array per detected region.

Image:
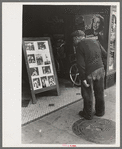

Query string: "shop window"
[[109, 13, 116, 71]]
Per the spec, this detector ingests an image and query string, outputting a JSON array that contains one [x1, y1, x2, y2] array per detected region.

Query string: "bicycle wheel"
[[69, 63, 81, 87]]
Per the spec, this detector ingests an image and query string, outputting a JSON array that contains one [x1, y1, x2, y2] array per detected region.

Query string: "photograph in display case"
[[37, 41, 46, 50], [48, 75, 55, 86], [27, 54, 36, 64], [44, 54, 51, 65], [30, 67, 39, 76], [41, 76, 49, 88], [36, 54, 43, 65], [42, 66, 51, 74], [25, 42, 35, 51], [33, 78, 41, 90]]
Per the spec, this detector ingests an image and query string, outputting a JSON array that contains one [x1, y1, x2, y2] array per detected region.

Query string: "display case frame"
[[22, 37, 60, 103], [105, 6, 116, 88]]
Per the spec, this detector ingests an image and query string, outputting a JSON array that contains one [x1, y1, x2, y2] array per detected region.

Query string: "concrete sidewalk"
[[22, 85, 116, 145]]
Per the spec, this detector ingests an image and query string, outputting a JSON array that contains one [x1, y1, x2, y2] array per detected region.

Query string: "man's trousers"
[[81, 75, 105, 120]]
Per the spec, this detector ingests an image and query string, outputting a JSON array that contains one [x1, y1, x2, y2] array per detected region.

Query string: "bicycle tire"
[[69, 63, 81, 87]]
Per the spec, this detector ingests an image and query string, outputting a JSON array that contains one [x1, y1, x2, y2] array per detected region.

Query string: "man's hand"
[[83, 80, 90, 87]]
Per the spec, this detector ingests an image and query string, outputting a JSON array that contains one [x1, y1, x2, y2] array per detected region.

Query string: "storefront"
[[22, 5, 116, 102]]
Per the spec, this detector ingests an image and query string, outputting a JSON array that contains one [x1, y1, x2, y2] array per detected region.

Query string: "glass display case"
[[108, 6, 116, 71], [106, 5, 116, 88]]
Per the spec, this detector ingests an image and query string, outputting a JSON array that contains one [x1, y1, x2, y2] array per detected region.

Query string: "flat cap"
[[71, 30, 85, 37]]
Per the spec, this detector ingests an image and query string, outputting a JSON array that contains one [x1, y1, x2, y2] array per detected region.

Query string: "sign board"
[[22, 37, 60, 103]]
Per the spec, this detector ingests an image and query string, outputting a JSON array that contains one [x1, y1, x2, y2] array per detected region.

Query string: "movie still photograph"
[[42, 66, 51, 74], [44, 54, 51, 65], [25, 42, 35, 51], [32, 78, 41, 90], [37, 42, 46, 50], [41, 76, 49, 88], [36, 54, 43, 65], [27, 54, 36, 64], [48, 75, 55, 86], [30, 67, 39, 76]]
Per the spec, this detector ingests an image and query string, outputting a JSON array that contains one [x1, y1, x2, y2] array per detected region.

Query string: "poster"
[[74, 14, 105, 42]]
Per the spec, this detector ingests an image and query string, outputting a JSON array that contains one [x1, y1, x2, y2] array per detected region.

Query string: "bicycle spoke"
[[74, 74, 78, 82], [75, 74, 79, 82]]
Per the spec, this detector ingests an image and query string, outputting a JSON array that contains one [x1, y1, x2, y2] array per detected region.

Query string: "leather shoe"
[[79, 111, 96, 120]]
